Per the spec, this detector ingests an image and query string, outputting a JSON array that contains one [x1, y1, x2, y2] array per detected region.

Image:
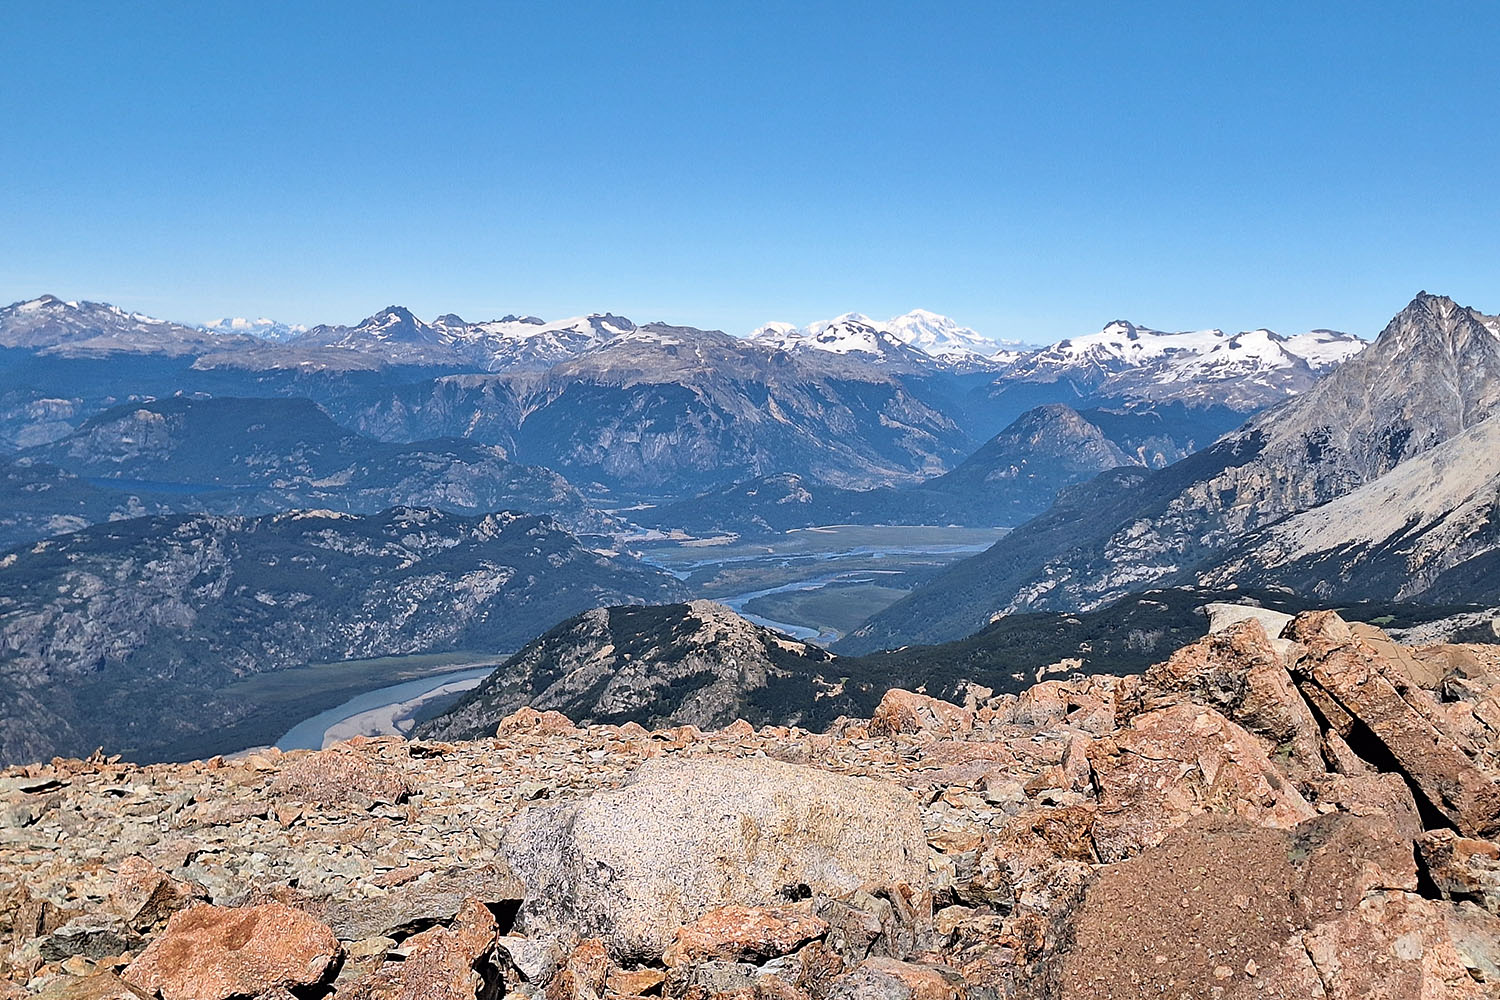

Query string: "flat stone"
[[663, 906, 828, 967], [122, 902, 340, 1000], [338, 898, 500, 1000]]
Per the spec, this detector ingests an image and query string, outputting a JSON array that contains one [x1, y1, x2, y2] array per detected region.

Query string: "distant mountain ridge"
[[3, 294, 1361, 384], [10, 395, 615, 537], [841, 291, 1500, 651], [0, 294, 1366, 498]]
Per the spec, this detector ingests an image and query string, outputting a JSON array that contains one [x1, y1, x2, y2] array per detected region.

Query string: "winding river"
[[272, 527, 1004, 748]]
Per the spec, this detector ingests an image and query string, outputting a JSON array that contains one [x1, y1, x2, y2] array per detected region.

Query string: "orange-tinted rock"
[[122, 902, 340, 1000], [1249, 890, 1500, 999], [1058, 813, 1422, 1000], [1005, 677, 1116, 734], [824, 956, 966, 1000], [606, 965, 667, 995], [545, 938, 610, 1000], [1087, 703, 1315, 861], [1307, 771, 1423, 840], [497, 706, 577, 737], [663, 905, 828, 967], [1292, 611, 1500, 837], [1416, 830, 1500, 913], [339, 897, 500, 1000], [869, 690, 973, 738], [269, 747, 411, 807], [106, 856, 201, 932], [1144, 620, 1323, 777]]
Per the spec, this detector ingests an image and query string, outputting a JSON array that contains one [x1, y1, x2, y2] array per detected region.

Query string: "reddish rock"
[[339, 898, 501, 1000], [663, 905, 828, 967], [1307, 771, 1424, 840], [1144, 620, 1323, 778], [1291, 611, 1500, 837], [869, 690, 973, 738], [1087, 703, 1315, 862], [122, 902, 340, 1000], [721, 719, 756, 737], [606, 965, 667, 995], [545, 938, 610, 1000], [824, 956, 966, 999], [1416, 830, 1500, 913], [1058, 813, 1423, 1000], [497, 706, 577, 737], [1004, 677, 1117, 734], [1249, 890, 1500, 999], [269, 747, 411, 807], [106, 857, 201, 932]]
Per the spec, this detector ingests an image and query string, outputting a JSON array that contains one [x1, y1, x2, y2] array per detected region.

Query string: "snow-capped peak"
[[201, 316, 308, 342], [14, 294, 67, 313], [750, 309, 1014, 368], [885, 309, 1018, 360], [752, 312, 921, 361], [1280, 329, 1367, 371]]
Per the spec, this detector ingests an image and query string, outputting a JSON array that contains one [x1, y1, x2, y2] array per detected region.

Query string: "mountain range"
[[0, 294, 1366, 499], [840, 292, 1500, 651], [2, 286, 1497, 774]]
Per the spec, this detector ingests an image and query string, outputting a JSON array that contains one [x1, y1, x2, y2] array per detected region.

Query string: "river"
[[273, 525, 1004, 747]]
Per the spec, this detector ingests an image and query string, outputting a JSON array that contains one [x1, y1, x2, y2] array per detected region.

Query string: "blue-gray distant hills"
[[5, 395, 614, 546]]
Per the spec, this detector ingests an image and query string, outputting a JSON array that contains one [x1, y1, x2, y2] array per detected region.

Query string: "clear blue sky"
[[3, 1, 1497, 341]]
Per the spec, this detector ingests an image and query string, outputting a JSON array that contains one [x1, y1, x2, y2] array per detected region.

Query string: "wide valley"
[[266, 524, 1007, 751]]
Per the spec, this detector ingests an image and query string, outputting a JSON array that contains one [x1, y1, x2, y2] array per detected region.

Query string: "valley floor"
[[261, 524, 1011, 752]]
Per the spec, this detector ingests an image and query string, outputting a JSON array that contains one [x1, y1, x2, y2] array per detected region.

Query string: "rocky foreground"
[[3, 608, 1500, 999]]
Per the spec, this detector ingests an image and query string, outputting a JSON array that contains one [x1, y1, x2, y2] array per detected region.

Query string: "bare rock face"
[[1087, 703, 1316, 862], [502, 757, 929, 962], [663, 906, 829, 967], [121, 902, 340, 1000], [1143, 619, 1323, 778], [1247, 890, 1500, 999], [104, 857, 202, 933], [338, 898, 502, 1000], [824, 956, 967, 1000], [1290, 611, 1500, 836], [268, 746, 412, 808], [869, 690, 974, 738]]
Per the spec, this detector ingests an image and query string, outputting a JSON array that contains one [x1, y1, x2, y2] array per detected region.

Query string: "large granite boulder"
[[502, 757, 928, 962]]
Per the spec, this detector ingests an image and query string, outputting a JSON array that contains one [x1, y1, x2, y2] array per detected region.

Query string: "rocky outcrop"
[[4, 610, 1500, 998], [419, 602, 837, 740]]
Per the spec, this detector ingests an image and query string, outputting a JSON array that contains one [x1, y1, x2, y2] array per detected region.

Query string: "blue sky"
[[2, 1, 1497, 341]]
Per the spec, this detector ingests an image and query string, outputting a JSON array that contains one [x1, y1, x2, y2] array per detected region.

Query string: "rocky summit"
[[2, 608, 1498, 999]]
